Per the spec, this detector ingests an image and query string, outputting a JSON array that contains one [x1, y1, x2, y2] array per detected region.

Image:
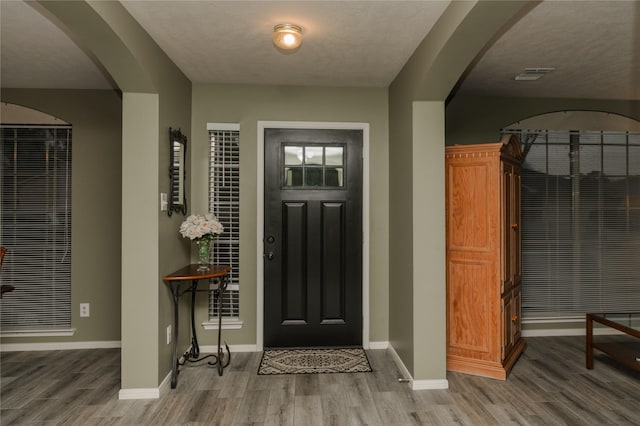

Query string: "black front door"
[[264, 128, 363, 347]]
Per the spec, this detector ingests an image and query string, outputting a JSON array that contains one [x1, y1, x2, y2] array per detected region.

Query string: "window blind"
[[208, 127, 240, 319], [0, 126, 72, 331], [505, 129, 640, 318]]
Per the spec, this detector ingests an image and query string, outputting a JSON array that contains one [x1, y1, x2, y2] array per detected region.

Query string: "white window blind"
[[208, 127, 240, 319], [505, 129, 640, 318], [0, 126, 72, 331]]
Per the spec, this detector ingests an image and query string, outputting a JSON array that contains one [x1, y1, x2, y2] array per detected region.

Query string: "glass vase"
[[196, 239, 211, 271]]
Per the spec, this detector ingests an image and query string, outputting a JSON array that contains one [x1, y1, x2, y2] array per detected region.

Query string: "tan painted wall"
[[190, 84, 390, 346], [411, 101, 447, 379], [387, 1, 531, 381], [445, 95, 640, 146], [85, 0, 193, 387], [0, 89, 123, 344], [16, 1, 193, 388], [387, 86, 416, 373]]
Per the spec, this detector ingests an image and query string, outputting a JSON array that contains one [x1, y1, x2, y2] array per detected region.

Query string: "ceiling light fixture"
[[514, 67, 556, 81], [273, 23, 303, 52]]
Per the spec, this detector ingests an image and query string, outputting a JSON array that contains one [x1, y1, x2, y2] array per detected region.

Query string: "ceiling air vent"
[[514, 67, 555, 81]]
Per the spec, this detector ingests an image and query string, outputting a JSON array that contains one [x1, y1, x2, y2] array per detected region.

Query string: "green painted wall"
[[387, 1, 531, 381], [85, 0, 192, 387], [445, 95, 640, 146], [190, 84, 390, 346], [25, 1, 193, 389], [120, 92, 161, 389], [387, 83, 416, 374], [411, 101, 447, 379], [0, 89, 122, 344]]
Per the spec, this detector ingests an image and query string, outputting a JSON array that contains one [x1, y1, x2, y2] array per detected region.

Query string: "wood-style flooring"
[[1, 336, 639, 425]]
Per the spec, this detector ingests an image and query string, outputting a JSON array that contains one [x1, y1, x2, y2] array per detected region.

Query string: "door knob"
[[265, 252, 274, 260]]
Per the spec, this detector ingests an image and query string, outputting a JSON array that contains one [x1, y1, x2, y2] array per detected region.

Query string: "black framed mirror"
[[168, 127, 187, 216]]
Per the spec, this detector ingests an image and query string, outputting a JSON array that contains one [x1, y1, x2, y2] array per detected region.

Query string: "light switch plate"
[[160, 192, 168, 211]]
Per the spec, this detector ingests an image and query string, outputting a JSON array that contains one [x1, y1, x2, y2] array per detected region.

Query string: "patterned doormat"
[[257, 347, 373, 375]]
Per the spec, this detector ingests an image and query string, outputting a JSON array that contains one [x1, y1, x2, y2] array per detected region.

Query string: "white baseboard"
[[118, 388, 160, 400], [0, 328, 75, 338], [412, 379, 450, 390], [387, 343, 413, 382], [120, 352, 186, 400], [0, 340, 121, 352], [387, 343, 449, 391], [368, 341, 389, 350], [199, 344, 257, 353], [158, 370, 172, 398]]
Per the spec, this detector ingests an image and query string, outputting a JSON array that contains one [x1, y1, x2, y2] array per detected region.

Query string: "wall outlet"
[[80, 303, 90, 317], [166, 325, 172, 344]]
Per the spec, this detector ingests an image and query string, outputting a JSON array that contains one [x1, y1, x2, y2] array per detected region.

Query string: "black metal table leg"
[[189, 279, 200, 359], [208, 274, 231, 375], [170, 284, 180, 389]]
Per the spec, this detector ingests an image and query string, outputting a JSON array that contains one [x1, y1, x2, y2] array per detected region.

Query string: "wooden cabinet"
[[445, 134, 526, 380]]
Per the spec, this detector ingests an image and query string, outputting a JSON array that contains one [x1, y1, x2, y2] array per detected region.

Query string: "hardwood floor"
[[1, 336, 639, 425]]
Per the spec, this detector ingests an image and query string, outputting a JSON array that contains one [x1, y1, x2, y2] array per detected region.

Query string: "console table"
[[163, 264, 231, 388], [586, 312, 640, 372]]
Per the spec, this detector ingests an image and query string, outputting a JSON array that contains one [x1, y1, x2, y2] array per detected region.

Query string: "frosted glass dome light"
[[273, 23, 303, 51]]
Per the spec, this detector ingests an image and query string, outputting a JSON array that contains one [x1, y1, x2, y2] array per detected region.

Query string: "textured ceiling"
[[1, 1, 638, 101], [121, 0, 450, 87], [457, 0, 640, 100], [0, 0, 113, 90]]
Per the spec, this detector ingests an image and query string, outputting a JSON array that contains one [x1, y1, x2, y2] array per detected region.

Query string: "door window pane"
[[284, 146, 303, 165], [325, 147, 343, 166], [282, 144, 345, 188], [326, 167, 343, 187], [305, 146, 323, 165], [305, 167, 323, 186], [284, 167, 303, 187]]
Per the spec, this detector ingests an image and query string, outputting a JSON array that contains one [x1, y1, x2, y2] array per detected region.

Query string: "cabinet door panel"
[[501, 165, 511, 293], [512, 285, 522, 342], [513, 169, 522, 284], [447, 162, 494, 253], [448, 259, 493, 354], [502, 290, 514, 360]]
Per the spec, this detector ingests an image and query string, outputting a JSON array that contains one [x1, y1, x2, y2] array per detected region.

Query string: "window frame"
[[505, 129, 640, 320], [0, 125, 74, 336], [202, 123, 242, 331]]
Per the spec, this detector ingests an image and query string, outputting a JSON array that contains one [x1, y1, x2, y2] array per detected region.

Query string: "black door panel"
[[264, 128, 362, 347]]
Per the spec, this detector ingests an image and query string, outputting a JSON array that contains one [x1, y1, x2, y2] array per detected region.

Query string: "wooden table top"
[[163, 264, 231, 282]]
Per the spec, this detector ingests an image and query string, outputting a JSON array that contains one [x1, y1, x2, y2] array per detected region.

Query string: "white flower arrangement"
[[179, 213, 224, 242]]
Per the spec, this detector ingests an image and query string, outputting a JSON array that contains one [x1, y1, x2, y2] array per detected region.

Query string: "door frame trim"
[[256, 121, 370, 351]]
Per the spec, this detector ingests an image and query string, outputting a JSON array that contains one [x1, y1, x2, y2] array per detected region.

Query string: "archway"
[[505, 110, 640, 132]]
